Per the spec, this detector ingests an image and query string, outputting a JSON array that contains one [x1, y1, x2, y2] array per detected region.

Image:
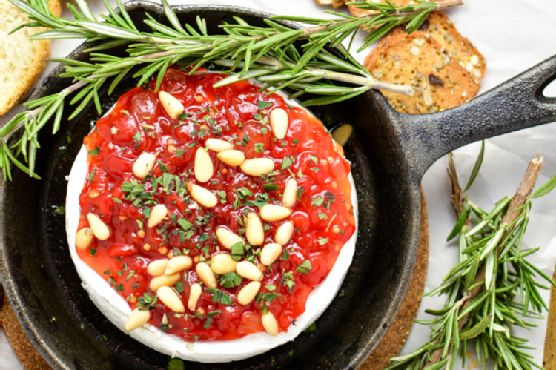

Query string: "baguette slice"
[[0, 0, 62, 116]]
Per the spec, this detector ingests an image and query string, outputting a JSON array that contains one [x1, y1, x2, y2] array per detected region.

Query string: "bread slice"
[[0, 0, 62, 116], [364, 29, 480, 113]]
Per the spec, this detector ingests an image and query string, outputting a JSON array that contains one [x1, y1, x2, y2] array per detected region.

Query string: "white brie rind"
[[66, 143, 358, 364]]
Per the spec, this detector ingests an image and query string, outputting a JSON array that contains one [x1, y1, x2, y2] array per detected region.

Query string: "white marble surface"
[[1, 0, 556, 368]]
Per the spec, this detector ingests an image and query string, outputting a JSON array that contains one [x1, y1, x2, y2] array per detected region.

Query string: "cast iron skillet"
[[0, 2, 555, 369]]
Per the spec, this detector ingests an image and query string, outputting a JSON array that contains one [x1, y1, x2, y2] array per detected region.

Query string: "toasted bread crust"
[[0, 0, 62, 117]]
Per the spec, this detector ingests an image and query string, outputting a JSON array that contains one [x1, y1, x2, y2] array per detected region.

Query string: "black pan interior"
[[0, 4, 420, 369]]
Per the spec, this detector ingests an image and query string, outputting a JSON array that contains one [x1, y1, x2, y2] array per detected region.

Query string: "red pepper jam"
[[75, 68, 356, 341]]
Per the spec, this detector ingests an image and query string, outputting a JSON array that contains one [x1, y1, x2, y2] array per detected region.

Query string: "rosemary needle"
[[388, 151, 556, 370], [1, 0, 460, 179]]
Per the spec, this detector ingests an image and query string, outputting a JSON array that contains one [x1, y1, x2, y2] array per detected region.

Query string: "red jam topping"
[[76, 68, 356, 341]]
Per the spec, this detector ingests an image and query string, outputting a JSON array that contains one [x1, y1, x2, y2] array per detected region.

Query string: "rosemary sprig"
[[388, 151, 556, 370], [1, 0, 463, 179]]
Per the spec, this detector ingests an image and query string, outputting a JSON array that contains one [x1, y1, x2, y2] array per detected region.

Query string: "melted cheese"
[[66, 145, 358, 364]]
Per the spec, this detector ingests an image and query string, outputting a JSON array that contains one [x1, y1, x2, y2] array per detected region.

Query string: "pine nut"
[[217, 150, 245, 167], [194, 147, 214, 183], [240, 158, 274, 176], [261, 311, 279, 336], [205, 138, 233, 152], [188, 283, 202, 311], [156, 286, 185, 313], [124, 308, 151, 331], [210, 253, 237, 274], [215, 226, 243, 249], [275, 221, 294, 245], [281, 178, 298, 208], [86, 213, 111, 240], [332, 124, 353, 146], [260, 243, 282, 266], [236, 261, 263, 281], [188, 183, 217, 208], [132, 152, 156, 179], [246, 213, 264, 246], [75, 227, 94, 249], [148, 204, 168, 228], [149, 273, 180, 291], [159, 91, 184, 119], [270, 108, 289, 140], [260, 204, 292, 222], [165, 256, 193, 274], [196, 262, 217, 288], [237, 281, 261, 305], [147, 259, 168, 276]]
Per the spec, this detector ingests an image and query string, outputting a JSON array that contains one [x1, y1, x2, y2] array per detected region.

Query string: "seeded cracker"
[[364, 28, 481, 113], [420, 11, 486, 84], [0, 0, 62, 116]]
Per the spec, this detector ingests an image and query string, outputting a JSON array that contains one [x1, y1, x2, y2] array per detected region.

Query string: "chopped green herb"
[[89, 248, 97, 256], [296, 186, 304, 200], [138, 292, 158, 310], [281, 156, 295, 170], [207, 288, 233, 305], [297, 260, 312, 274], [265, 284, 277, 291], [311, 195, 325, 206], [237, 187, 252, 199], [281, 249, 289, 261], [258, 101, 273, 110], [88, 147, 100, 155], [263, 182, 279, 191], [282, 271, 295, 291], [175, 281, 184, 293], [246, 193, 270, 208], [112, 197, 122, 204], [254, 142, 264, 153], [318, 237, 328, 245], [220, 272, 243, 288], [203, 310, 221, 329], [256, 292, 281, 305], [241, 134, 249, 146], [317, 212, 327, 220], [178, 219, 192, 231], [125, 270, 135, 281], [132, 131, 142, 144], [87, 168, 96, 182], [217, 190, 227, 204], [231, 241, 245, 261]]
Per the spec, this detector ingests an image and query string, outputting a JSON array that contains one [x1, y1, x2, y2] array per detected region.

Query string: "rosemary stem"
[[343, 0, 464, 17], [427, 155, 545, 366]]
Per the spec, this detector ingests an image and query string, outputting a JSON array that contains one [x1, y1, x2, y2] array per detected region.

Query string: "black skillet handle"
[[397, 54, 556, 178]]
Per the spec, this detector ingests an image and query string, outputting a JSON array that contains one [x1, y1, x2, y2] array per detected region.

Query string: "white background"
[[1, 0, 556, 368]]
